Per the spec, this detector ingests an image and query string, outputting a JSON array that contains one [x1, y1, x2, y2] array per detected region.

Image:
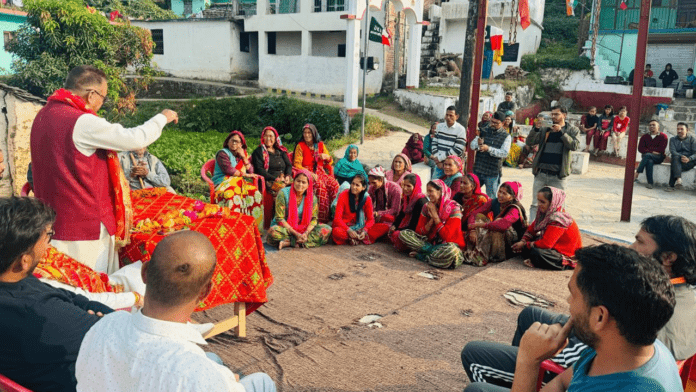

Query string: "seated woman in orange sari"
[[212, 130, 264, 230], [293, 123, 339, 223]]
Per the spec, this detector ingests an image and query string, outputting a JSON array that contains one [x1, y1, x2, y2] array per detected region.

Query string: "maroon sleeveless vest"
[[30, 100, 115, 241]]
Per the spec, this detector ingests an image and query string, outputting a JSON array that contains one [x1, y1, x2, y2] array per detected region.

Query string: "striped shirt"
[[432, 122, 467, 161]]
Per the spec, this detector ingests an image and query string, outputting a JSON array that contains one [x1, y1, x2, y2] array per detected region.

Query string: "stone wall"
[[0, 92, 43, 196]]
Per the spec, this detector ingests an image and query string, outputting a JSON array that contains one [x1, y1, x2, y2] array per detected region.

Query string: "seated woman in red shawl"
[[367, 166, 402, 226], [293, 123, 339, 223], [212, 130, 264, 230], [252, 126, 293, 229], [401, 133, 424, 164], [389, 173, 428, 251], [267, 170, 332, 249], [398, 179, 466, 269], [453, 172, 490, 233], [464, 181, 528, 266], [512, 186, 582, 270], [332, 173, 379, 245]]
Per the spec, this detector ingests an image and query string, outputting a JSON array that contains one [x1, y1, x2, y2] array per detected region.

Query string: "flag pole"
[[360, 0, 370, 145]]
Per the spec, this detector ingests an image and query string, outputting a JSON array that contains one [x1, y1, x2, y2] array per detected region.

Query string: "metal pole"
[[394, 11, 400, 90], [360, 0, 370, 144], [616, 16, 626, 78], [465, 0, 488, 172], [620, 0, 651, 222]]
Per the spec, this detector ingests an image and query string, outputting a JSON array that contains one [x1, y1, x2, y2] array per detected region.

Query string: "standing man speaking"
[[31, 65, 178, 273]]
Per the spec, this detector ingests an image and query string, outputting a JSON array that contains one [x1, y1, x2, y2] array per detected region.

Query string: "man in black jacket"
[[0, 197, 112, 392]]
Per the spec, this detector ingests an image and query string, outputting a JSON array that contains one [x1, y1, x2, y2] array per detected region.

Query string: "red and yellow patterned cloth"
[[33, 247, 124, 293], [119, 189, 273, 313]]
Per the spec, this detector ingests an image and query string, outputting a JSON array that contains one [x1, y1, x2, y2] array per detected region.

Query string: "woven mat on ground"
[[119, 189, 273, 313]]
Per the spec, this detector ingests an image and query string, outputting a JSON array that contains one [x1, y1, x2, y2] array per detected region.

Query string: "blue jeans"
[[636, 153, 664, 185], [206, 352, 277, 392], [425, 157, 444, 179], [475, 173, 500, 199]]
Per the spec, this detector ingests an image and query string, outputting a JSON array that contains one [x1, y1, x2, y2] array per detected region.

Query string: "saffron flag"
[[519, 0, 530, 30], [619, 0, 628, 9], [566, 0, 575, 16]]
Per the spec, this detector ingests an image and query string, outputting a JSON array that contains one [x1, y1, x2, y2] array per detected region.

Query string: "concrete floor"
[[195, 235, 607, 392]]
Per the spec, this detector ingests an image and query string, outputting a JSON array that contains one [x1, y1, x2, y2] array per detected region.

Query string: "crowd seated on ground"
[[10, 64, 696, 391]]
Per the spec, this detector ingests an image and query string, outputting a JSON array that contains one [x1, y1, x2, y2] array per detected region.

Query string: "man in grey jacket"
[[665, 122, 696, 191], [118, 147, 175, 193], [525, 105, 580, 218]]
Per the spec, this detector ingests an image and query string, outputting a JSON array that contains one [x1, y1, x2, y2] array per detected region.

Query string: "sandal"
[[523, 259, 534, 268], [503, 289, 555, 308]]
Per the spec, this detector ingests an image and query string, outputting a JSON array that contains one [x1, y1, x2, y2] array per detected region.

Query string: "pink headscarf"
[[430, 179, 459, 222], [446, 155, 464, 174], [386, 154, 412, 184], [401, 174, 425, 215], [533, 187, 573, 234], [261, 126, 288, 170], [286, 169, 314, 233], [502, 181, 523, 202]]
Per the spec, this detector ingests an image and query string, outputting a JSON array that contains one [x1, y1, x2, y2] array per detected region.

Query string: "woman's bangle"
[[133, 292, 141, 306]]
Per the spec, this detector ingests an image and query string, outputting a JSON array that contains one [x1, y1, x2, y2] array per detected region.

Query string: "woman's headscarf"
[[261, 126, 288, 170], [401, 174, 426, 215], [459, 173, 489, 218], [533, 187, 573, 234], [301, 123, 321, 147], [223, 130, 247, 151], [386, 154, 412, 184], [334, 144, 366, 179], [429, 179, 459, 222], [442, 155, 464, 187], [402, 133, 424, 163], [502, 181, 523, 203], [349, 173, 369, 231], [285, 170, 314, 233]]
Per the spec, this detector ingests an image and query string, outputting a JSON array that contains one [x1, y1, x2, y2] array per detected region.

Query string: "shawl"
[[401, 174, 426, 215], [431, 179, 459, 222], [301, 123, 326, 172], [261, 126, 288, 170], [284, 169, 314, 233], [401, 133, 424, 163], [533, 187, 573, 234], [459, 173, 489, 218], [334, 144, 366, 179], [46, 88, 132, 248], [478, 111, 492, 129], [386, 153, 412, 184], [348, 173, 369, 231], [441, 155, 464, 187], [497, 181, 528, 224], [223, 130, 250, 172]]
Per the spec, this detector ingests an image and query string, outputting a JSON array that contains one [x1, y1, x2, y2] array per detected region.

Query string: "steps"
[[669, 98, 696, 123], [419, 18, 440, 77]]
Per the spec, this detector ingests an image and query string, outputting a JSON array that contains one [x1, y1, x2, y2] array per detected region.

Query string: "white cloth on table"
[[76, 310, 243, 392]]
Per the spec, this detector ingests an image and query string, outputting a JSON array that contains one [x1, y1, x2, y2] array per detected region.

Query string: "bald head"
[[146, 231, 217, 307]]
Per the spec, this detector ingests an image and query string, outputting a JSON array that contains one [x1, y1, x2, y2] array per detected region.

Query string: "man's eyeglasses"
[[87, 89, 108, 104], [47, 229, 55, 241]]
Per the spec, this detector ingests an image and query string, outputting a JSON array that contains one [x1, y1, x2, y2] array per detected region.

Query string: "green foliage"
[[540, 17, 580, 48], [86, 0, 179, 20], [7, 0, 156, 115], [521, 43, 592, 73]]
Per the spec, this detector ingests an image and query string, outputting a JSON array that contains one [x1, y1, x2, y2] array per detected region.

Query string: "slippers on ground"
[[503, 289, 555, 308]]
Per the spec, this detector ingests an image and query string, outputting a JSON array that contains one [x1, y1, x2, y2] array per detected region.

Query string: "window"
[[151, 29, 164, 55], [3, 31, 15, 50], [268, 32, 276, 55], [677, 0, 696, 27], [337, 44, 346, 57], [327, 0, 344, 11], [184, 0, 193, 15], [314, 0, 322, 12], [240, 32, 250, 53]]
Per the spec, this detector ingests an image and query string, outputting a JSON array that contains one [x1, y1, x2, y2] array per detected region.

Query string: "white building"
[[133, 0, 426, 110], [436, 0, 544, 78]]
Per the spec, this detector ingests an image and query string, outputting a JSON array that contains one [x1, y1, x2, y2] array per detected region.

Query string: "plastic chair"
[[0, 373, 34, 392], [536, 359, 566, 391], [200, 159, 266, 205], [201, 159, 217, 204], [20, 182, 32, 197]]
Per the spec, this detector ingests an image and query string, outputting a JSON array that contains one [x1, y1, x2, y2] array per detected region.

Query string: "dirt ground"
[[194, 234, 609, 392]]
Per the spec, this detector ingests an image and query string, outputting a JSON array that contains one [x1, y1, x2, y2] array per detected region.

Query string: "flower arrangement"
[[132, 200, 233, 235]]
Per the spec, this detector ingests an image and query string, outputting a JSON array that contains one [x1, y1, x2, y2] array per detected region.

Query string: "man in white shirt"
[[76, 230, 276, 392], [31, 65, 178, 273], [431, 106, 468, 170]]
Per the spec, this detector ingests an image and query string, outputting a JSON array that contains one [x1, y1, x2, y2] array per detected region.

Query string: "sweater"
[[368, 180, 402, 220], [415, 212, 466, 249], [524, 220, 582, 258], [332, 190, 375, 231], [251, 147, 292, 182], [526, 123, 580, 179], [638, 132, 668, 155], [393, 197, 428, 231], [0, 276, 113, 392], [432, 122, 467, 161], [669, 134, 696, 161]]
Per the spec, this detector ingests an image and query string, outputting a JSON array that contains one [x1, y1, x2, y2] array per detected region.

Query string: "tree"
[[7, 0, 159, 115], [86, 0, 179, 21]]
